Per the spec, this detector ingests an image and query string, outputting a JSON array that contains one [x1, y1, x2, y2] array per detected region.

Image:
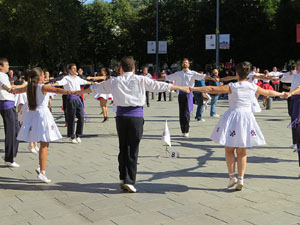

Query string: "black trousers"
[[62, 95, 68, 123], [178, 93, 190, 133], [67, 99, 84, 139], [116, 116, 144, 185], [289, 98, 296, 145], [0, 108, 19, 163], [145, 91, 150, 106], [158, 92, 166, 101], [291, 97, 300, 166]]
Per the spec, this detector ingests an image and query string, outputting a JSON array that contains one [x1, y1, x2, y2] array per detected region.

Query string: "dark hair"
[[182, 58, 189, 62], [16, 71, 23, 80], [67, 63, 76, 70], [236, 61, 251, 79], [27, 67, 43, 110], [0, 58, 8, 67], [120, 56, 135, 72]]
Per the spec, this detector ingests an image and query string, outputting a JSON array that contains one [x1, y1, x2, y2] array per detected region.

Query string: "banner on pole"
[[205, 34, 216, 50], [297, 24, 300, 43], [147, 41, 167, 54], [205, 34, 230, 49]]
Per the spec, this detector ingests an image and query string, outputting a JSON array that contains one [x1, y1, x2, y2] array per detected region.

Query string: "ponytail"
[[26, 67, 43, 110]]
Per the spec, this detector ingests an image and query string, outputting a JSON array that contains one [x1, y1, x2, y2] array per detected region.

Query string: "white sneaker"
[[71, 138, 78, 144], [235, 179, 244, 191], [76, 137, 82, 143], [35, 167, 40, 175], [5, 161, 20, 168], [120, 180, 126, 190], [227, 177, 238, 188], [35, 146, 40, 152], [38, 173, 51, 183], [198, 119, 205, 122], [211, 114, 220, 118], [182, 133, 189, 137], [28, 146, 38, 154], [123, 184, 137, 193], [289, 144, 297, 149]]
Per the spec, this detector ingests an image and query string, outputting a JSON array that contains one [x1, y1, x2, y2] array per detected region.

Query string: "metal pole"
[[216, 0, 220, 69], [156, 0, 159, 74]]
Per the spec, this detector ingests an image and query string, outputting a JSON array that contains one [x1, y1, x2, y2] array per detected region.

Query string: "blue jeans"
[[210, 95, 219, 116], [194, 93, 204, 120]]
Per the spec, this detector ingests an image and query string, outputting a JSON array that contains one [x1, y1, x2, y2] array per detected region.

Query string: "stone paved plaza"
[[1, 93, 300, 225]]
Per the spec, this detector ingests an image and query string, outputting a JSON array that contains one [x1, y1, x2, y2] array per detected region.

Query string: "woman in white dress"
[[88, 68, 113, 122], [191, 62, 283, 191], [17, 68, 75, 183]]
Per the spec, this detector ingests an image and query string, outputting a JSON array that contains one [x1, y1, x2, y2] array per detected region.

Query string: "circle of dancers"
[[0, 57, 300, 193]]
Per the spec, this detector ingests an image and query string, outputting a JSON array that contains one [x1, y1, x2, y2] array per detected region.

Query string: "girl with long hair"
[[17, 68, 75, 183]]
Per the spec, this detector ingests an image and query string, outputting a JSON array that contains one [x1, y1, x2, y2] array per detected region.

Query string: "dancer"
[[0, 58, 20, 167], [17, 67, 75, 183], [76, 56, 190, 193], [191, 61, 283, 190], [281, 60, 300, 178], [165, 58, 215, 137], [260, 70, 274, 107], [53, 64, 95, 144], [88, 68, 112, 122]]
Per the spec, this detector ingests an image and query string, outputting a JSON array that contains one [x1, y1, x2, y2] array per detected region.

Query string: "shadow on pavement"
[[0, 177, 193, 194]]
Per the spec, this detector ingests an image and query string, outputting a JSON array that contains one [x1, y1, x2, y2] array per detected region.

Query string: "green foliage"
[[0, 0, 299, 70]]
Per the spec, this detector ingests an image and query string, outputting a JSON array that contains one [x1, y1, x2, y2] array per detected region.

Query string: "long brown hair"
[[27, 67, 43, 110]]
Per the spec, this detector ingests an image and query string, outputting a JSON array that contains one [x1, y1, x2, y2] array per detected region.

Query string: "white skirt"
[[15, 93, 27, 107], [94, 93, 113, 100], [210, 109, 265, 148], [17, 106, 62, 142]]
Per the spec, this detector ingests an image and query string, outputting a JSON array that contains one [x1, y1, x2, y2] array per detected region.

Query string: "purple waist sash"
[[117, 106, 143, 117], [179, 91, 193, 112], [291, 95, 300, 101], [67, 94, 81, 101], [0, 100, 14, 110]]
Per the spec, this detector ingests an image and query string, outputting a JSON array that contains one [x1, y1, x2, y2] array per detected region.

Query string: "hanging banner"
[[297, 24, 300, 43], [147, 41, 167, 54], [205, 34, 216, 50], [219, 34, 230, 49], [205, 34, 230, 49]]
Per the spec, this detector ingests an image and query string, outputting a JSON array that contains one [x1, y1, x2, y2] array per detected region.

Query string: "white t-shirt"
[[56, 74, 87, 91], [0, 72, 15, 101], [166, 69, 206, 86], [90, 72, 172, 107]]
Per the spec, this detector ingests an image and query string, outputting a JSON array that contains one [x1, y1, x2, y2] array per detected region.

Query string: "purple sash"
[[67, 94, 81, 101], [0, 100, 14, 110], [179, 91, 193, 112], [117, 106, 143, 117]]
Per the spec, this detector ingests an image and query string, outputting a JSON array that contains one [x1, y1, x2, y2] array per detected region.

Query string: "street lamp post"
[[156, 0, 159, 74], [216, 0, 220, 69]]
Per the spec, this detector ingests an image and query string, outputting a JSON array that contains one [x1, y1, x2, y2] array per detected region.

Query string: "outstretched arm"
[[42, 84, 75, 95], [219, 75, 238, 82], [190, 85, 231, 94], [256, 86, 283, 97], [284, 87, 300, 98]]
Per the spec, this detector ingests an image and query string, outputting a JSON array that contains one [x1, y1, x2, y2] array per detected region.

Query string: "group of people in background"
[[1, 56, 300, 193]]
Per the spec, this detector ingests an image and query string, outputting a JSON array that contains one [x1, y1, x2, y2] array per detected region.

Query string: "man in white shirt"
[[282, 60, 300, 177], [166, 58, 215, 137], [140, 67, 152, 107], [0, 58, 20, 167], [76, 56, 189, 192], [53, 64, 94, 144]]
